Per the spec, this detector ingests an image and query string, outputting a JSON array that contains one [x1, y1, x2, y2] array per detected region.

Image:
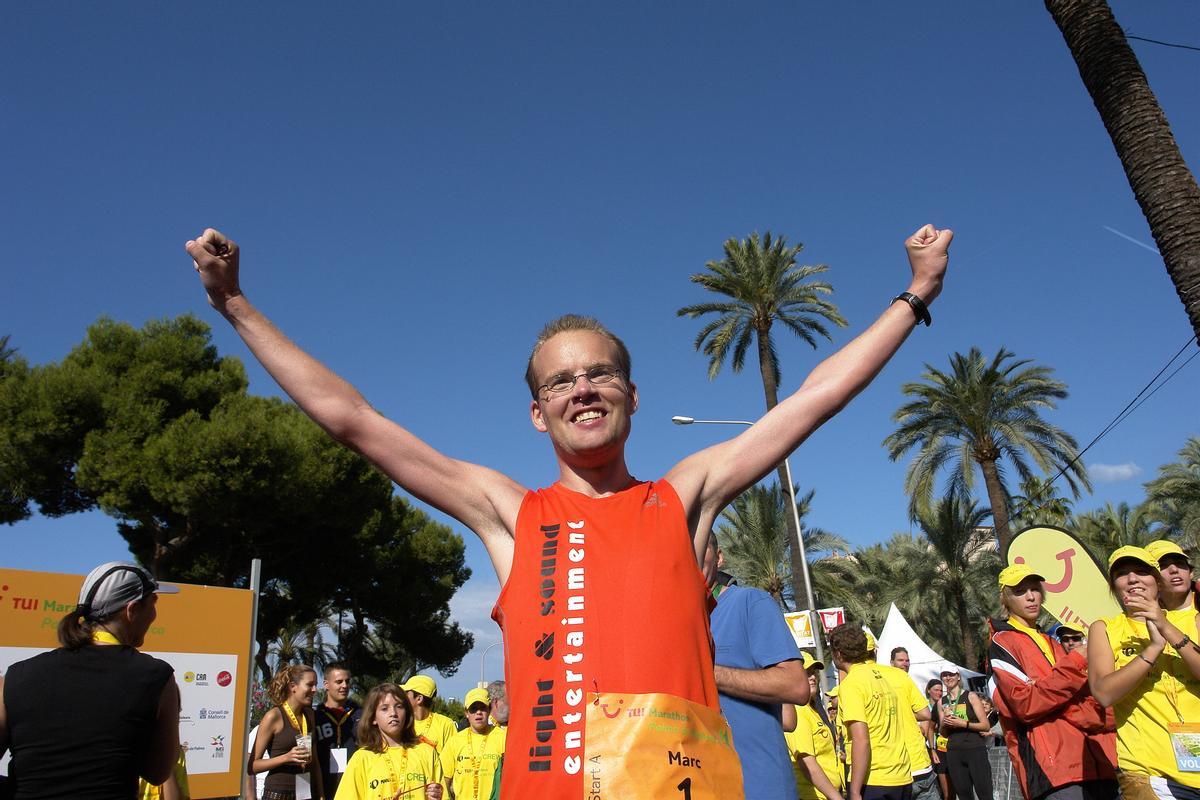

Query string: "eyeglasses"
[[1059, 635, 1084, 644], [537, 365, 625, 397]]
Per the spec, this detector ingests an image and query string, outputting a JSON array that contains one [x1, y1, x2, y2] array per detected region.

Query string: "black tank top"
[[944, 690, 985, 751], [264, 707, 309, 792], [4, 644, 174, 800]]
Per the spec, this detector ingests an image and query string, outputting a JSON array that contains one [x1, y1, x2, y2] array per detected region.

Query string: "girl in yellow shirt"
[[335, 683, 446, 800], [1089, 546, 1200, 800]]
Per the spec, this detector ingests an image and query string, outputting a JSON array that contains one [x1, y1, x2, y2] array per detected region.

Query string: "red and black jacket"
[[987, 617, 1116, 800]]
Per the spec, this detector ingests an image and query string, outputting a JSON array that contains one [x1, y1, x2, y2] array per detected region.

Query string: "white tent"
[[875, 602, 983, 693]]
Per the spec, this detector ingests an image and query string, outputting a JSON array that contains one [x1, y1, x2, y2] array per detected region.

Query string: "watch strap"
[[893, 291, 932, 326]]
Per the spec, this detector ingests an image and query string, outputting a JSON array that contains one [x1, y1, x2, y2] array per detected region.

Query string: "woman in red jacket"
[[987, 564, 1118, 800]]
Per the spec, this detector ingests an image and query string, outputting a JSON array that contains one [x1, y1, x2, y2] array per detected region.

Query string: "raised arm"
[[666, 225, 952, 549], [185, 229, 523, 581]]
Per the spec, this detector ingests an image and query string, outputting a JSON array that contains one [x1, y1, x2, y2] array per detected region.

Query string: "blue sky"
[[3, 2, 1198, 702]]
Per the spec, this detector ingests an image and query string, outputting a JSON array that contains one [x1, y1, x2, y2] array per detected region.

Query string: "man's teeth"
[[574, 411, 603, 423]]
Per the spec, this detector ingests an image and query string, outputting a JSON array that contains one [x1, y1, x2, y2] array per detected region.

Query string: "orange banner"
[[0, 567, 254, 799]]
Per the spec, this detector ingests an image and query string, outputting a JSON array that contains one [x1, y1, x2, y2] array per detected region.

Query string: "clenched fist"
[[185, 228, 242, 312]]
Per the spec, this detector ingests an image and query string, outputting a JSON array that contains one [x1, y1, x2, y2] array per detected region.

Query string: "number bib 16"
[[583, 692, 745, 800]]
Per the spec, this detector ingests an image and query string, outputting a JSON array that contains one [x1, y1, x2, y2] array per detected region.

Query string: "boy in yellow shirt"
[[829, 624, 912, 800], [441, 688, 506, 800]]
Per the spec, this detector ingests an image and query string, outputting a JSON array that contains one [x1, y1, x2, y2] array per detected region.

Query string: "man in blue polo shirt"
[[709, 540, 810, 800]]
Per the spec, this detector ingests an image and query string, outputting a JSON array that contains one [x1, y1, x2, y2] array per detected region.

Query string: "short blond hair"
[[524, 315, 632, 398]]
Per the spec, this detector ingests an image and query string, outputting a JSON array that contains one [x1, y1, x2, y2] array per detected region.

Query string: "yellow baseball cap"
[[801, 651, 825, 672], [1107, 545, 1158, 574], [400, 675, 438, 698], [1147, 540, 1190, 566], [464, 687, 490, 709], [864, 630, 877, 653], [826, 686, 839, 698], [998, 563, 1045, 588]]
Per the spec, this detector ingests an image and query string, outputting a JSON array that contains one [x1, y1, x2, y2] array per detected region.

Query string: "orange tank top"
[[491, 479, 718, 799]]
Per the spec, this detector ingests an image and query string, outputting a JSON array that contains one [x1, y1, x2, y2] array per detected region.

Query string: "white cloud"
[[1089, 462, 1142, 483]]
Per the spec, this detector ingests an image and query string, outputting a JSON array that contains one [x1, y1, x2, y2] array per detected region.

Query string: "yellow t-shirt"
[[1104, 611, 1200, 787], [334, 743, 446, 800], [440, 725, 507, 800], [785, 703, 844, 800], [413, 712, 458, 752], [837, 662, 910, 787], [877, 663, 933, 776]]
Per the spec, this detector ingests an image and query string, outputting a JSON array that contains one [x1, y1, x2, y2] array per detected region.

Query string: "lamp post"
[[671, 415, 826, 668], [479, 642, 503, 688]]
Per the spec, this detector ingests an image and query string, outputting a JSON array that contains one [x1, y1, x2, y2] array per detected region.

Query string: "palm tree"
[[883, 347, 1090, 553], [812, 535, 926, 637], [1144, 438, 1200, 551], [678, 231, 847, 608], [1045, 0, 1200, 340], [1011, 475, 1075, 529], [1073, 501, 1158, 564], [913, 497, 1001, 668], [715, 483, 847, 609]]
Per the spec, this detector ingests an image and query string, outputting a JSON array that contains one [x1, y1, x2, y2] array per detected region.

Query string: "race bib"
[[1169, 723, 1200, 772], [584, 692, 744, 800]]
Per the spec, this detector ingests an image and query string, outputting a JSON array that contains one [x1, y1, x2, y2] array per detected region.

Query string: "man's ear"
[[530, 399, 548, 433], [627, 381, 638, 415]]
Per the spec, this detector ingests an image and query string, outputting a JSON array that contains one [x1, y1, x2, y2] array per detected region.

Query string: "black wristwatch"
[[893, 292, 932, 326]]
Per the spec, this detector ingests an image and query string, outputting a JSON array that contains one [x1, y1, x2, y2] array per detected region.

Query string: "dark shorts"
[[863, 783, 914, 800]]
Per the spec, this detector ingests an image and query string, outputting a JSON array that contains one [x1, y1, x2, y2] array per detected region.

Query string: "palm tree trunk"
[[1046, 0, 1200, 339], [978, 457, 1011, 553], [756, 329, 808, 611], [953, 587, 978, 669]]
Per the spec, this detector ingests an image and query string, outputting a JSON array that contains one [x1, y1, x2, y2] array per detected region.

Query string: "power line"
[[1036, 334, 1198, 499], [1126, 33, 1200, 53]]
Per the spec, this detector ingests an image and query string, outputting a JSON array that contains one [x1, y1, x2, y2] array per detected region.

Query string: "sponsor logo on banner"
[[210, 736, 226, 759], [817, 607, 845, 633], [183, 671, 195, 683], [216, 671, 232, 687], [783, 611, 817, 648], [198, 708, 231, 721]]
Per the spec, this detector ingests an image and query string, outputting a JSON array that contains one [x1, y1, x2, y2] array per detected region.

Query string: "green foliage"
[[883, 347, 1090, 550], [1071, 501, 1158, 564], [716, 483, 847, 609], [1011, 475, 1075, 528], [677, 231, 846, 396], [1144, 437, 1200, 550], [0, 316, 473, 684], [433, 696, 466, 722]]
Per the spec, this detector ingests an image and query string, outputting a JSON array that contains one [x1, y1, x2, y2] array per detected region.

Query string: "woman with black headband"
[[0, 561, 182, 800]]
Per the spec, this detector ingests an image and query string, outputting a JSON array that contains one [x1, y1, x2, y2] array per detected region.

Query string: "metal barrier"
[[988, 745, 1020, 800]]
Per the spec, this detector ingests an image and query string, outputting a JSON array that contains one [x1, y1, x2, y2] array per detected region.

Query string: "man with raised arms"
[[185, 223, 952, 799]]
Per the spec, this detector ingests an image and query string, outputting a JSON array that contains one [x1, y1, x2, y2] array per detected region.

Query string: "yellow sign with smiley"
[[1006, 525, 1121, 628]]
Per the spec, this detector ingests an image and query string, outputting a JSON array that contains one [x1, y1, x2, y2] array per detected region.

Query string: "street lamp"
[[479, 642, 503, 688], [671, 415, 826, 668]]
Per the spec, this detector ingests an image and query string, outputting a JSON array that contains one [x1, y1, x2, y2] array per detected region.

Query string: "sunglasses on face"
[[1060, 635, 1083, 643]]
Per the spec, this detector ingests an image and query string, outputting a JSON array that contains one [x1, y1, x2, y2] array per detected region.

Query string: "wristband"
[[1174, 634, 1193, 652], [1140, 653, 1157, 667], [893, 292, 932, 326]]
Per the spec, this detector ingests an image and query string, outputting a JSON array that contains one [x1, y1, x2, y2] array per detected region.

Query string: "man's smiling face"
[[529, 329, 637, 466]]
